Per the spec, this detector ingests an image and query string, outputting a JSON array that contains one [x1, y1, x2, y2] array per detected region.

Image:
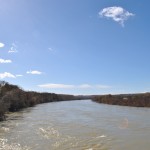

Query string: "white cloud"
[[48, 47, 56, 54], [0, 72, 24, 79], [0, 43, 5, 48], [38, 83, 111, 89], [48, 47, 53, 51], [99, 6, 134, 26], [16, 74, 23, 77], [96, 85, 111, 89], [78, 84, 92, 89], [0, 58, 12, 63], [27, 70, 42, 75], [0, 72, 16, 79], [8, 43, 18, 53], [38, 84, 75, 89]]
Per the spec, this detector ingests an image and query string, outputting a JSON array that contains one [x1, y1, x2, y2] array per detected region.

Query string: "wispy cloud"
[[0, 58, 12, 63], [8, 43, 18, 53], [26, 70, 42, 75], [38, 83, 111, 89], [48, 47, 56, 54], [96, 85, 112, 89], [38, 84, 75, 89], [99, 6, 134, 26], [48, 47, 54, 52], [0, 72, 24, 79], [16, 74, 23, 77], [0, 43, 5, 48], [0, 72, 16, 79], [78, 84, 92, 89]]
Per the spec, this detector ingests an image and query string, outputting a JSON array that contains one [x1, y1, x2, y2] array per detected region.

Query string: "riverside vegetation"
[[1, 81, 150, 121], [0, 81, 82, 121], [92, 93, 150, 107]]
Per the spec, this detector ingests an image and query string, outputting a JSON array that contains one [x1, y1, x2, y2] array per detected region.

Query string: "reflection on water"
[[0, 138, 30, 150], [0, 100, 150, 150]]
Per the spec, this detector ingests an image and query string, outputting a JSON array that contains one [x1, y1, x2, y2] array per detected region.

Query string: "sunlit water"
[[0, 100, 150, 150]]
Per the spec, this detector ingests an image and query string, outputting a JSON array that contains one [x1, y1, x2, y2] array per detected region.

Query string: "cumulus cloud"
[[38, 83, 111, 89], [0, 72, 16, 79], [8, 43, 18, 53], [99, 6, 134, 26], [0, 43, 5, 48], [26, 70, 42, 75], [0, 58, 12, 63]]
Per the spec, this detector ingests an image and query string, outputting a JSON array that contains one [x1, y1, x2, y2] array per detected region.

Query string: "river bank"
[[0, 81, 83, 121], [92, 93, 150, 107], [1, 81, 150, 121], [1, 100, 150, 150]]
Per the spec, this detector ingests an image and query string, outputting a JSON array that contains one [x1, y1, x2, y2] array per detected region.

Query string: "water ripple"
[[0, 138, 30, 150]]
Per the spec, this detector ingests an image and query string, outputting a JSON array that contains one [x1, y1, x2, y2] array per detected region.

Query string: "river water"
[[0, 100, 150, 150]]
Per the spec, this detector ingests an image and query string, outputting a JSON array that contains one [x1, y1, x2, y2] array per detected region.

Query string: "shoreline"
[[92, 93, 150, 107], [0, 81, 83, 121], [1, 81, 150, 121]]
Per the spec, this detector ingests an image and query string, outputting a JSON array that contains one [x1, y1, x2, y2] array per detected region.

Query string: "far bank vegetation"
[[92, 94, 150, 107]]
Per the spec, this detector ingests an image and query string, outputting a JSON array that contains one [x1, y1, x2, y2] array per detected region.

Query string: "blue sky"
[[0, 0, 150, 95]]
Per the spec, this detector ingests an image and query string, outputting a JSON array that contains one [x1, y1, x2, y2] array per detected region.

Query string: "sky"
[[0, 0, 150, 95]]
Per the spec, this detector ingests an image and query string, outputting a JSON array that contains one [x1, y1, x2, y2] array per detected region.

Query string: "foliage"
[[0, 81, 78, 121], [92, 93, 150, 107]]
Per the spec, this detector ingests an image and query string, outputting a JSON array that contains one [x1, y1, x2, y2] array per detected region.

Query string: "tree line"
[[92, 93, 150, 107], [0, 81, 79, 121]]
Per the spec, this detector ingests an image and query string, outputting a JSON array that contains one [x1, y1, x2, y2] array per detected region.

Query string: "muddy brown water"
[[0, 100, 150, 150]]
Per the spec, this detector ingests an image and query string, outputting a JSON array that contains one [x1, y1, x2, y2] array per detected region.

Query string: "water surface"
[[0, 100, 150, 150]]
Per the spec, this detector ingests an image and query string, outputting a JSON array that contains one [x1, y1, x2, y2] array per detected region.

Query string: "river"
[[0, 100, 150, 150]]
